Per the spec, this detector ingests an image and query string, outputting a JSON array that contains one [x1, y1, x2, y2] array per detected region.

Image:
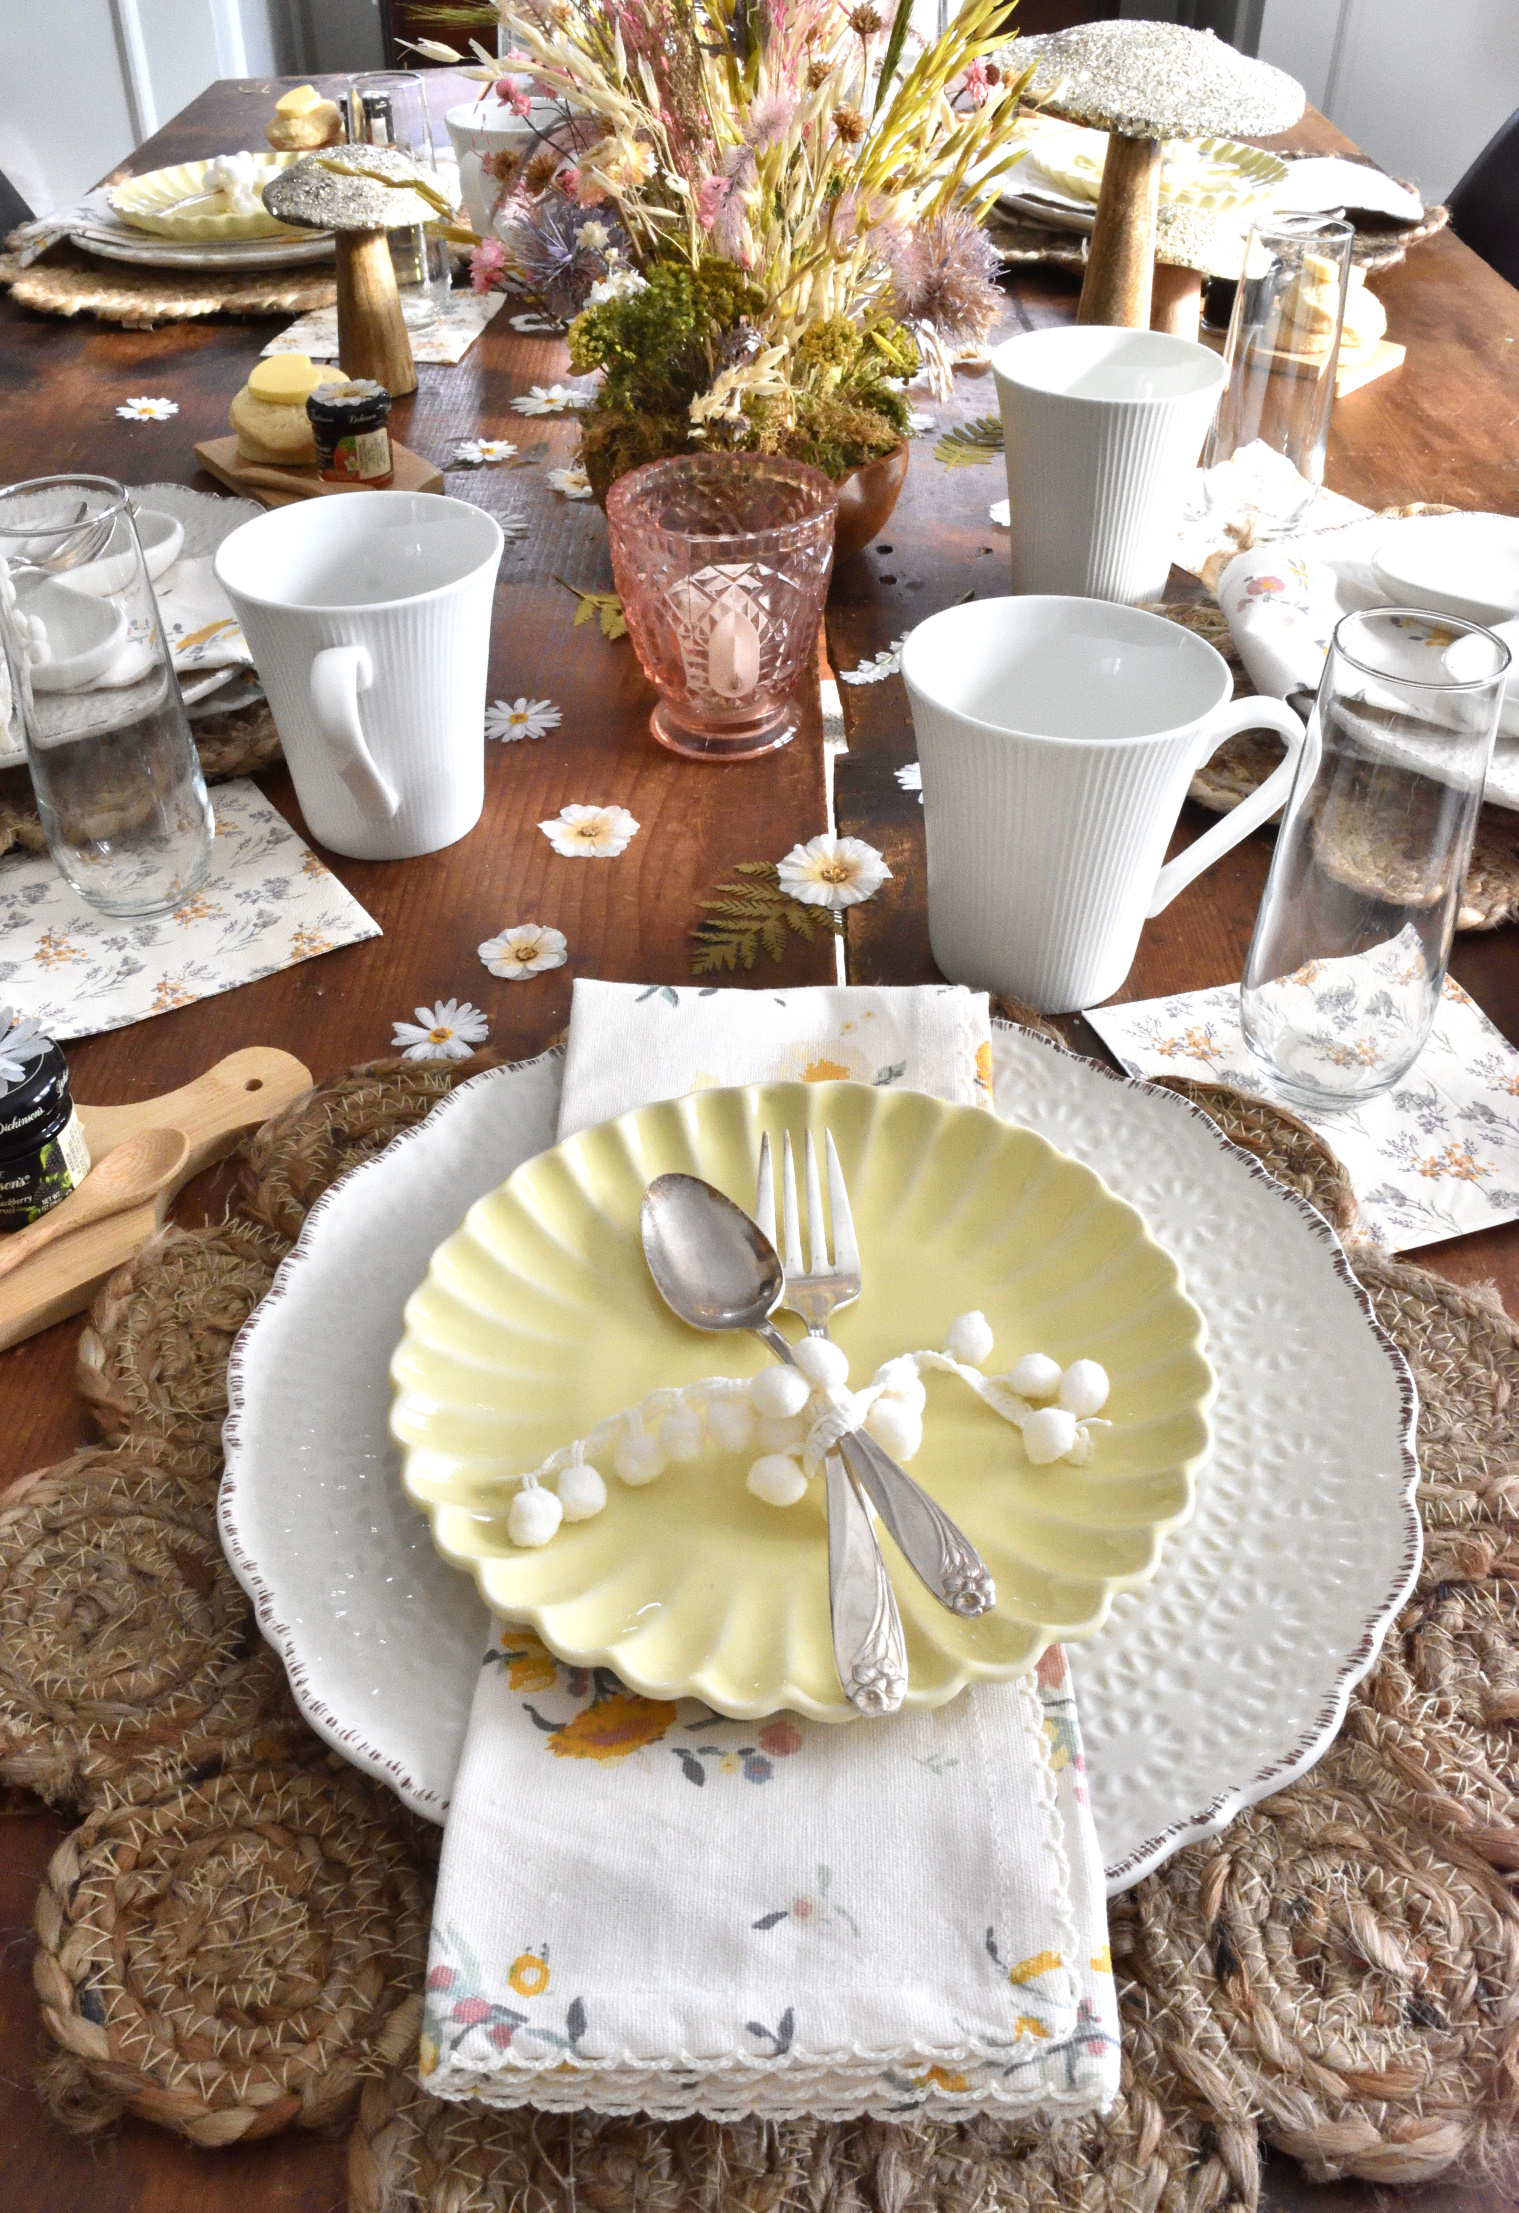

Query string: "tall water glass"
[[1241, 608, 1509, 1109], [1201, 215, 1354, 533], [0, 476, 213, 917], [348, 71, 452, 328]]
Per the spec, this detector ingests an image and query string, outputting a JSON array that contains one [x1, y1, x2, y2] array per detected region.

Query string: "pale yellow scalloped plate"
[[390, 1081, 1213, 1721], [109, 154, 314, 241], [1024, 119, 1286, 212]]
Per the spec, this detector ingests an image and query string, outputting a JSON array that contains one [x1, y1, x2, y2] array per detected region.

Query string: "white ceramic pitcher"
[[215, 492, 504, 860], [901, 597, 1306, 1013]]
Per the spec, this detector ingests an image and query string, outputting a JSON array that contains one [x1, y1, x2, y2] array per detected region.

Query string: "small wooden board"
[[193, 435, 444, 509], [1334, 338, 1406, 397], [0, 1046, 311, 1351]]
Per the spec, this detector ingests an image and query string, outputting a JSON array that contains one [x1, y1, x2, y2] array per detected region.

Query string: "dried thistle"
[[806, 58, 832, 90], [832, 104, 868, 145], [882, 209, 1004, 346], [847, 5, 883, 35]]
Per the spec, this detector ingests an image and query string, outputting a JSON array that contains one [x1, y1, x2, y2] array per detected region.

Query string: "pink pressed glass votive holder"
[[606, 453, 838, 761]]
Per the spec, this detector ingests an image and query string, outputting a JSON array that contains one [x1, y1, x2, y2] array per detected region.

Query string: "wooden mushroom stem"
[[334, 229, 417, 398], [1150, 263, 1203, 342], [1077, 132, 1162, 330]]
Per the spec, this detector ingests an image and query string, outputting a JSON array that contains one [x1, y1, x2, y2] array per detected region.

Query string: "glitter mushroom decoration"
[[1015, 22, 1304, 330]]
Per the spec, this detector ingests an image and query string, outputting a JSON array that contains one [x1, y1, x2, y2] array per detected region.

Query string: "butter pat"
[[275, 84, 324, 117], [247, 352, 329, 407]]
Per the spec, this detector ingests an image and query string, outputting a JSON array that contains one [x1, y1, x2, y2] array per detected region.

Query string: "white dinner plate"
[[220, 1026, 1419, 1891], [70, 213, 334, 271]]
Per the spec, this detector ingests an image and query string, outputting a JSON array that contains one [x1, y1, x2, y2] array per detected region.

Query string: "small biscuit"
[[230, 361, 343, 466], [266, 102, 343, 152]]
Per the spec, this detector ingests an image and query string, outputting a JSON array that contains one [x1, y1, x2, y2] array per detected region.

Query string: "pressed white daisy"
[[776, 834, 891, 910], [452, 437, 518, 466], [512, 383, 591, 415], [539, 803, 640, 858], [117, 396, 178, 421], [485, 696, 561, 743], [895, 761, 922, 803], [390, 998, 490, 1062], [0, 1007, 47, 1094], [509, 311, 559, 333], [478, 922, 569, 978], [547, 464, 592, 500], [906, 409, 935, 434], [838, 635, 909, 686]]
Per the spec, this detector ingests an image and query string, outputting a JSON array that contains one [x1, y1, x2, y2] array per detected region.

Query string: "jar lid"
[[306, 380, 391, 423], [0, 1033, 70, 1150]]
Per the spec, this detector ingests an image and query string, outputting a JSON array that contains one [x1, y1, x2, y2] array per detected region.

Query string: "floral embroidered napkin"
[[1216, 516, 1519, 810], [556, 978, 996, 1134], [0, 779, 379, 1041], [262, 289, 507, 369], [421, 982, 1119, 2121], [1084, 975, 1519, 1253]]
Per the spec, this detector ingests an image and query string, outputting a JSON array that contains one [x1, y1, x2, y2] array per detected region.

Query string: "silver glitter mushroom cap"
[[261, 144, 446, 232], [1019, 22, 1304, 143], [1015, 21, 1303, 330]]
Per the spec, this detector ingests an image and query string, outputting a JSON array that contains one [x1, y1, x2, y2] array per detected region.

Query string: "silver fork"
[[757, 1130, 996, 1619]]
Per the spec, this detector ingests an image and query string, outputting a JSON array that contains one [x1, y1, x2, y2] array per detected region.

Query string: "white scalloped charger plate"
[[220, 1027, 1420, 1889]]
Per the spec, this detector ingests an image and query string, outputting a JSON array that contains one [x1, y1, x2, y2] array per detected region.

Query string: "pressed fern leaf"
[[555, 577, 628, 639], [690, 860, 844, 974], [934, 415, 1005, 467]]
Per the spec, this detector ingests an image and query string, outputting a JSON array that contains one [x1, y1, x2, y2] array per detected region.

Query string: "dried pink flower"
[[961, 58, 990, 108], [696, 173, 731, 231], [469, 236, 508, 293]]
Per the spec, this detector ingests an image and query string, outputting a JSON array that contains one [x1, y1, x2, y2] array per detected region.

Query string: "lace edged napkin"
[[421, 982, 1119, 2121]]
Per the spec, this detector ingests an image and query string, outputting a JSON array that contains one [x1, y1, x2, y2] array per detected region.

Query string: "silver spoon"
[[640, 1171, 907, 1717]]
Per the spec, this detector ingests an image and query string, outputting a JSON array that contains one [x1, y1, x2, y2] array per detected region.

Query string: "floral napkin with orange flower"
[[419, 983, 1119, 2122]]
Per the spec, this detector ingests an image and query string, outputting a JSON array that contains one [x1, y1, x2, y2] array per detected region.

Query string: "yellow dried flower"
[[833, 104, 867, 144]]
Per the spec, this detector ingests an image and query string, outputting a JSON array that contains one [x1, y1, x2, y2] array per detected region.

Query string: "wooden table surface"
[[1, 73, 1515, 2213]]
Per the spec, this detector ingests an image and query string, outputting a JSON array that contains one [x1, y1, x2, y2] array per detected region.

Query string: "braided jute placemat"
[[1146, 582, 1519, 934], [2, 247, 337, 328], [2, 1035, 1516, 2204]]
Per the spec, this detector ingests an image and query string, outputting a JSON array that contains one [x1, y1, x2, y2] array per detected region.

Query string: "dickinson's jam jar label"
[[0, 1032, 92, 1231], [307, 378, 395, 485]]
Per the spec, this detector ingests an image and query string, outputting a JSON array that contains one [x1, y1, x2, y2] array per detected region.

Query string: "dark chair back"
[[1449, 106, 1519, 289], [0, 171, 34, 240]]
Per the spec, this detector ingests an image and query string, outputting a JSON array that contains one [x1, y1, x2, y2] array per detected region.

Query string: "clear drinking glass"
[[1201, 214, 1355, 533], [0, 475, 214, 917], [347, 71, 452, 329], [607, 455, 838, 761], [1241, 607, 1509, 1109]]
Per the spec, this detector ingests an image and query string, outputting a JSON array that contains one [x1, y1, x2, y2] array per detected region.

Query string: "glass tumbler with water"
[[1201, 214, 1354, 533], [1241, 608, 1509, 1109], [348, 72, 452, 329], [0, 475, 213, 917]]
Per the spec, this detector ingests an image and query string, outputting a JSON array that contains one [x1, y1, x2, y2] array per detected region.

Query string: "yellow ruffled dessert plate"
[[109, 154, 312, 241], [1023, 118, 1286, 212], [390, 1081, 1213, 1721]]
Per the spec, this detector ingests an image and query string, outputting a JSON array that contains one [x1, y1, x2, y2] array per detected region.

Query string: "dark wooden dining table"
[[0, 68, 1515, 2213]]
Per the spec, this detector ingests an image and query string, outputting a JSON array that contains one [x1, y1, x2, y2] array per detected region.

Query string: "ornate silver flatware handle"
[[841, 1427, 997, 1618], [824, 1449, 907, 1716]]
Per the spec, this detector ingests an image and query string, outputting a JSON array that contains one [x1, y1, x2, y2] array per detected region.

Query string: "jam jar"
[[306, 379, 395, 485], [0, 1033, 91, 1231]]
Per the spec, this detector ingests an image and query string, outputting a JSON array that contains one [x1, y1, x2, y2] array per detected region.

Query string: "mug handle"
[[308, 645, 400, 822], [1146, 697, 1306, 918]]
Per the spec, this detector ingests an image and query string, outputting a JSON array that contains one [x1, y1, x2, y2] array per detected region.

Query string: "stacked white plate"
[[66, 189, 333, 271]]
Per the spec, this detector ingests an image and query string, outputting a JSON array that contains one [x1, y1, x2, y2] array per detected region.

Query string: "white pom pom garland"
[[1022, 1406, 1079, 1465], [508, 1483, 563, 1547], [1057, 1359, 1110, 1417], [500, 1335, 1117, 1542], [747, 1453, 809, 1506], [750, 1365, 812, 1419], [1010, 1352, 1063, 1400], [944, 1310, 994, 1367], [791, 1337, 850, 1390], [557, 1462, 607, 1520]]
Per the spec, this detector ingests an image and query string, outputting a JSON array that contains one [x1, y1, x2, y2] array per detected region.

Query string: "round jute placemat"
[[1146, 584, 1519, 933], [3, 1041, 1516, 2201], [0, 698, 282, 863], [3, 248, 336, 328]]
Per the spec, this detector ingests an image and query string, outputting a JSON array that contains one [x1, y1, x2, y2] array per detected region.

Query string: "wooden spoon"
[[0, 1125, 190, 1284]]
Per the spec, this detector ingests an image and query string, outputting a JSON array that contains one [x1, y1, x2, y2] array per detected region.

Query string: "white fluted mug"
[[214, 492, 504, 860], [992, 328, 1227, 604], [901, 597, 1306, 1014]]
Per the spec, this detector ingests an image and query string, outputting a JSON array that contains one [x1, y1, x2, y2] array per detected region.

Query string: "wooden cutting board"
[[0, 1046, 311, 1351], [194, 435, 443, 508]]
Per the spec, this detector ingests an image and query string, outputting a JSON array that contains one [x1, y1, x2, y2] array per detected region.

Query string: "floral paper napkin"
[[0, 779, 379, 1041], [421, 982, 1120, 2122], [1084, 976, 1519, 1253], [262, 290, 507, 368]]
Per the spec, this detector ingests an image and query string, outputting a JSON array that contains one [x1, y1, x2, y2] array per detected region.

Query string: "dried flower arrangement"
[[415, 0, 1030, 493]]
